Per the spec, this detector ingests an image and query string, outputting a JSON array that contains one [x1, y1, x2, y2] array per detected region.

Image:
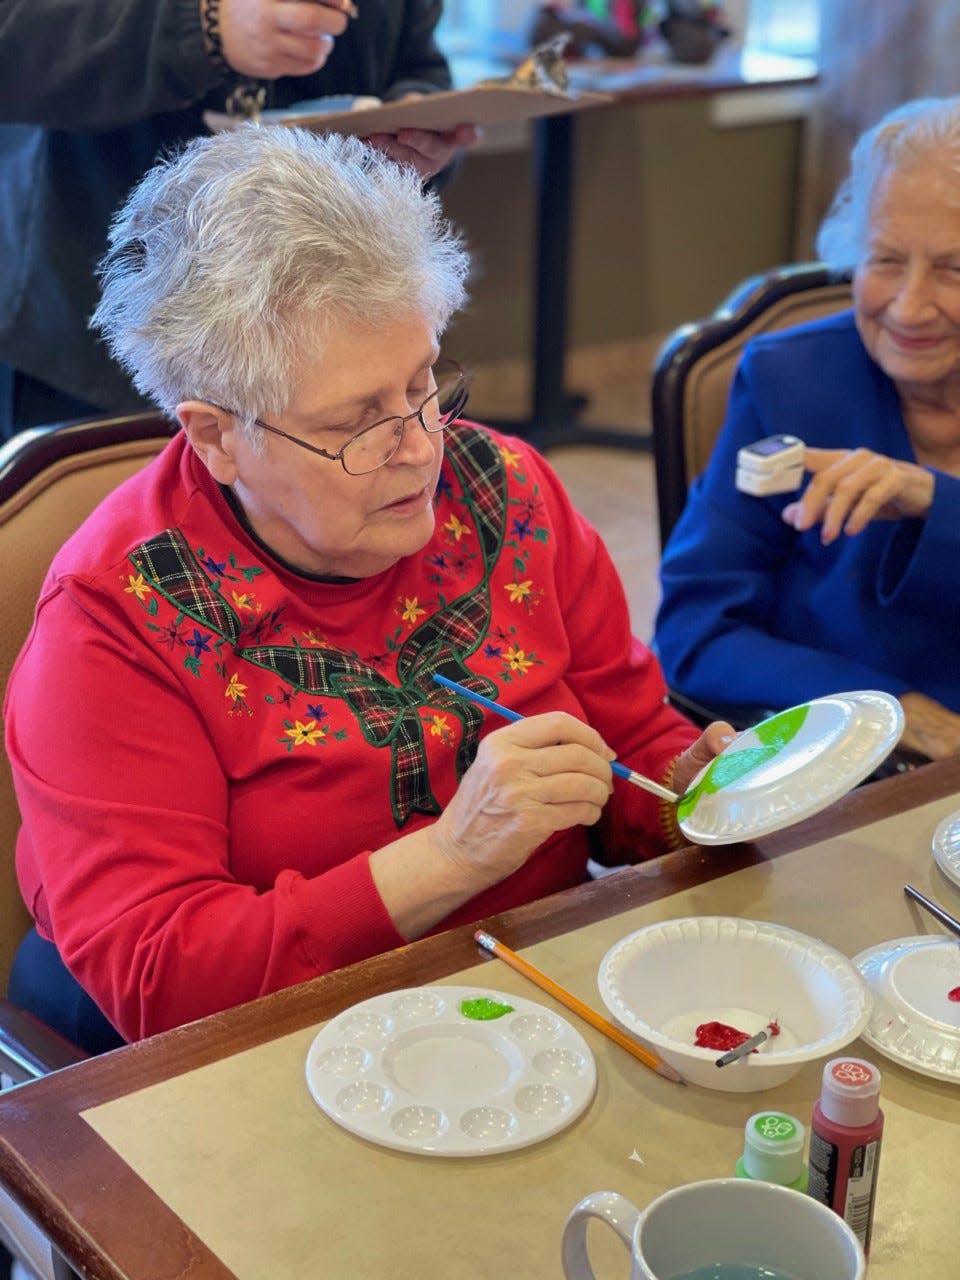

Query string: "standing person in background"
[[0, 0, 476, 440], [655, 97, 960, 763]]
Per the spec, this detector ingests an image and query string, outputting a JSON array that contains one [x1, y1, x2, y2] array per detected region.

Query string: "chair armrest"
[[0, 998, 88, 1084]]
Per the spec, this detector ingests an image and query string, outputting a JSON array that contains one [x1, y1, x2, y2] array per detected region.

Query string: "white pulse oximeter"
[[735, 434, 805, 496]]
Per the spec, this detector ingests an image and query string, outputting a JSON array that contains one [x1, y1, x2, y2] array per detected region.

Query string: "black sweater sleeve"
[[0, 0, 223, 131]]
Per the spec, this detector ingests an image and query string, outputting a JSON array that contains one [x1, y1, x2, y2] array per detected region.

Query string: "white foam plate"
[[853, 936, 960, 1083], [305, 985, 596, 1156], [931, 811, 960, 890], [678, 691, 904, 846]]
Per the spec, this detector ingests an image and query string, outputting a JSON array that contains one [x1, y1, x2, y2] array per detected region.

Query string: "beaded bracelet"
[[658, 756, 684, 850]]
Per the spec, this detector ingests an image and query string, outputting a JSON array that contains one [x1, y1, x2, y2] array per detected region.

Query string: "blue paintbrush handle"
[[431, 674, 678, 802]]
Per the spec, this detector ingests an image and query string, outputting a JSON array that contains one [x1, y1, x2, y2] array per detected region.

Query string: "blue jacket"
[[655, 311, 960, 714], [0, 0, 450, 415]]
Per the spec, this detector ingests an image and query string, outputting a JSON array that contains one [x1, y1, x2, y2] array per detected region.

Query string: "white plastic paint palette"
[[305, 985, 596, 1156], [677, 691, 905, 846]]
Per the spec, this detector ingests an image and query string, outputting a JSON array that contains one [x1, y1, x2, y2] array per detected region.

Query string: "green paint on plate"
[[678, 704, 810, 822], [460, 997, 514, 1021]]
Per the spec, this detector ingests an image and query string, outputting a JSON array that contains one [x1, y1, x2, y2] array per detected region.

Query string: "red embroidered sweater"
[[5, 425, 695, 1039]]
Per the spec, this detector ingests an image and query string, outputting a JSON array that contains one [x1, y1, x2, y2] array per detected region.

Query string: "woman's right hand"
[[781, 446, 934, 544], [427, 712, 616, 886], [216, 0, 349, 80], [899, 691, 960, 761]]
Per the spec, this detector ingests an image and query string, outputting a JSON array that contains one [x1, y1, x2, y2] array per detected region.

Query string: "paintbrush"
[[474, 930, 685, 1084], [432, 673, 679, 804], [904, 884, 960, 940], [715, 1026, 775, 1068]]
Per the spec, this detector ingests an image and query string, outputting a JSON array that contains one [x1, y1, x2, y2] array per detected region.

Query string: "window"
[[437, 1, 821, 61]]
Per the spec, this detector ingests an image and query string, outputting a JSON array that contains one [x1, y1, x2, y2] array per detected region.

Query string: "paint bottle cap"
[[736, 1111, 808, 1190], [819, 1057, 882, 1127]]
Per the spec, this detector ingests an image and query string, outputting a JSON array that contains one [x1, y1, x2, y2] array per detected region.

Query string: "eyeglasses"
[[211, 356, 470, 476]]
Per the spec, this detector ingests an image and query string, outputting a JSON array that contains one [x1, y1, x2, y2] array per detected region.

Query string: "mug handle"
[[562, 1190, 642, 1280]]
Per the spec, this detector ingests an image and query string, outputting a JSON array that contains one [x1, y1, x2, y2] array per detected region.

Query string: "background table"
[[0, 760, 957, 1279], [451, 42, 818, 448]]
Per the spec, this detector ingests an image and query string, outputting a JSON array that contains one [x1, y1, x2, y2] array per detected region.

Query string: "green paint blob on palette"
[[678, 704, 810, 822], [460, 997, 513, 1021]]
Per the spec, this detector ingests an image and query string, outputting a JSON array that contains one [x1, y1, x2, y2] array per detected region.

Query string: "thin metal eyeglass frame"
[[209, 357, 470, 476]]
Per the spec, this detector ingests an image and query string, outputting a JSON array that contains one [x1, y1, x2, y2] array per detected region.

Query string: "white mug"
[[562, 1178, 866, 1280]]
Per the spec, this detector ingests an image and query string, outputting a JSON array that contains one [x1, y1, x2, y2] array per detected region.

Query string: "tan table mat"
[[84, 795, 960, 1278]]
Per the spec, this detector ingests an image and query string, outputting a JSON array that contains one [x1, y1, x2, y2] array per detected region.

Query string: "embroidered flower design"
[[498, 444, 522, 469], [427, 713, 454, 745], [200, 554, 227, 577], [505, 577, 543, 614], [185, 629, 213, 659], [399, 596, 426, 625], [283, 719, 327, 747], [231, 590, 262, 614], [443, 513, 471, 542], [504, 645, 535, 675], [505, 580, 533, 604], [301, 629, 330, 648], [225, 673, 248, 703], [124, 573, 152, 601]]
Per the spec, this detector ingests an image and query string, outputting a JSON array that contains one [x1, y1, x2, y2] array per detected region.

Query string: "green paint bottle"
[[736, 1110, 809, 1192]]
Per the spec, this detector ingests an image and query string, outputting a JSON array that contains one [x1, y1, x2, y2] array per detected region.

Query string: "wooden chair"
[[0, 412, 177, 1280], [650, 262, 854, 551]]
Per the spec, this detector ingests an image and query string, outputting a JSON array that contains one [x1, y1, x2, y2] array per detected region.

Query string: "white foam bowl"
[[598, 917, 872, 1092]]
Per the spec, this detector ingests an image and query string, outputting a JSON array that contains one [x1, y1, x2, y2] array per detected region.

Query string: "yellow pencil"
[[474, 930, 686, 1086]]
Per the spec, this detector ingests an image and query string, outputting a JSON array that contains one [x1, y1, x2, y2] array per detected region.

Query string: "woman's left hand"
[[671, 720, 735, 796], [781, 446, 935, 544], [365, 109, 479, 181]]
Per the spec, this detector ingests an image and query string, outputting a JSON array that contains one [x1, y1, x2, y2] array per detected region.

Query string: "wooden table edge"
[[0, 757, 955, 1279]]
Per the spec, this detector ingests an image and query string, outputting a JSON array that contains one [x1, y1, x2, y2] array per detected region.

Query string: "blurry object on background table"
[[659, 1, 731, 64], [528, 2, 731, 66], [526, 5, 644, 58], [487, 31, 576, 91]]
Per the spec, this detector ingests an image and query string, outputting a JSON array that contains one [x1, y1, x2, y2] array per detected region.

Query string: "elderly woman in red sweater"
[[5, 126, 728, 1049]]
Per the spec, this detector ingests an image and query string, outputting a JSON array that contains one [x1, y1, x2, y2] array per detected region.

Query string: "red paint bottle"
[[808, 1056, 883, 1255]]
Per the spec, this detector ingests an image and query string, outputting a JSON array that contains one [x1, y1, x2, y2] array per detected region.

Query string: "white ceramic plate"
[[304, 985, 596, 1156], [931, 811, 960, 890], [852, 936, 960, 1083], [677, 691, 904, 846]]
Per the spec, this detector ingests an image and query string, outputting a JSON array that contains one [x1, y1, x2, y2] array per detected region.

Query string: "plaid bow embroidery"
[[128, 429, 513, 825]]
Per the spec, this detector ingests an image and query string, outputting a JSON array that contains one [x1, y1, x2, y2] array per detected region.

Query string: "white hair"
[[91, 126, 471, 428], [816, 97, 960, 267]]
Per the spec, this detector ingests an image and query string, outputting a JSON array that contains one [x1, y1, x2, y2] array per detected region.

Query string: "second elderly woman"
[[656, 96, 960, 762]]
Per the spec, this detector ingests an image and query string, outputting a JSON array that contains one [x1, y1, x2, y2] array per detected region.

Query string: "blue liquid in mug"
[[672, 1267, 800, 1280]]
